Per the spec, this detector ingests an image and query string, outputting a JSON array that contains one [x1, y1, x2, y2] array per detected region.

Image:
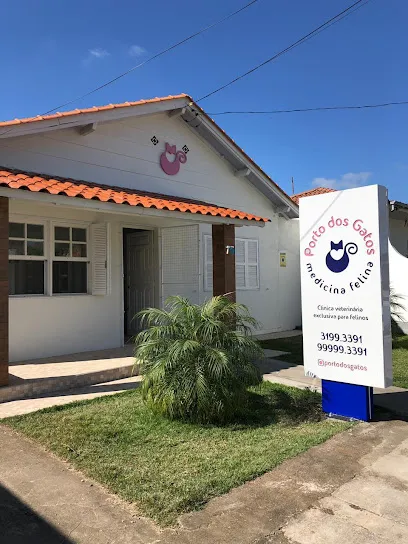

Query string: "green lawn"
[[391, 335, 408, 388], [261, 334, 408, 389], [4, 382, 350, 525]]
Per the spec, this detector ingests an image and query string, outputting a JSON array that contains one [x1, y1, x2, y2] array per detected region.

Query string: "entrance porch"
[[0, 184, 265, 386]]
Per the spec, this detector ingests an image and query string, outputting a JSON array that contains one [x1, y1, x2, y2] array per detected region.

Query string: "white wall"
[[275, 217, 302, 331], [8, 199, 195, 362], [389, 216, 408, 257], [9, 200, 122, 361], [389, 241, 408, 333], [388, 216, 408, 333], [0, 113, 283, 219], [199, 217, 301, 334], [2, 112, 301, 360]]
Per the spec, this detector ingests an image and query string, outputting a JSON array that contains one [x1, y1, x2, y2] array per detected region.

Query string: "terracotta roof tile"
[[0, 167, 269, 223], [0, 95, 188, 128], [291, 187, 336, 205]]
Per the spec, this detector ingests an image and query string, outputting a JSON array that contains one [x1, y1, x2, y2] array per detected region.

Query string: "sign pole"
[[299, 185, 392, 421]]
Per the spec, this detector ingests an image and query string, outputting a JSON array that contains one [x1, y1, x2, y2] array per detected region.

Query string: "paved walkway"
[[1, 354, 407, 419], [1, 419, 408, 543], [255, 330, 302, 341], [0, 376, 142, 418], [10, 345, 134, 382], [0, 348, 288, 419], [1, 345, 137, 405]]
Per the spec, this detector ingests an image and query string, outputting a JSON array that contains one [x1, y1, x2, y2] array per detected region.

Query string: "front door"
[[125, 230, 155, 337]]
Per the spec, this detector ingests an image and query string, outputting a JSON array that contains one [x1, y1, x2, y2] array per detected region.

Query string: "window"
[[236, 238, 259, 289], [204, 235, 259, 291], [8, 220, 108, 297], [9, 222, 45, 295], [53, 226, 88, 294]]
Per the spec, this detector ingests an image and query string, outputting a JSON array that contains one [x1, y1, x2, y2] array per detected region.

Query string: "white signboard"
[[300, 185, 392, 388]]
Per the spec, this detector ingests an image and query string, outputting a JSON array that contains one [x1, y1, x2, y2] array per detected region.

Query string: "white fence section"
[[389, 241, 408, 333]]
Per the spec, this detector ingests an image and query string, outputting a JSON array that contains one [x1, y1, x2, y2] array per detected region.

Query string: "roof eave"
[[0, 186, 267, 227], [180, 104, 299, 219], [0, 96, 192, 139], [390, 200, 408, 214]]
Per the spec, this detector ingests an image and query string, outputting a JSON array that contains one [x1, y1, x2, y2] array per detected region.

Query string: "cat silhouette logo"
[[160, 143, 187, 176], [325, 240, 358, 273]]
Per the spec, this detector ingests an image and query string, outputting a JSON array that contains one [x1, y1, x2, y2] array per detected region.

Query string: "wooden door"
[[125, 231, 155, 336]]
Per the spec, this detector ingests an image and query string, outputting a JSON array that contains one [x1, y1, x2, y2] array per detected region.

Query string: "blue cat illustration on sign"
[[325, 241, 358, 273]]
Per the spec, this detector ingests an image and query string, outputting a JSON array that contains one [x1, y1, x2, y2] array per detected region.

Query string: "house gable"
[[0, 96, 297, 218], [0, 111, 284, 219]]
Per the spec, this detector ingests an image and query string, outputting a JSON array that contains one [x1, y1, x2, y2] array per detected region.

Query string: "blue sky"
[[3, 0, 407, 200]]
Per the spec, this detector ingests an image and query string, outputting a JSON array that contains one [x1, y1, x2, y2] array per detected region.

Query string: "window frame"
[[203, 234, 260, 292], [9, 219, 47, 297], [8, 217, 94, 297], [51, 221, 90, 295], [8, 220, 47, 262]]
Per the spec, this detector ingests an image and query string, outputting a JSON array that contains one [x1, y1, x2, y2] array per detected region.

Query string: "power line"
[[209, 100, 408, 115], [197, 0, 373, 102], [40, 0, 261, 117]]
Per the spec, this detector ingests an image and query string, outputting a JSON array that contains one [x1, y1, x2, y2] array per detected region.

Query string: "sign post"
[[300, 185, 392, 421]]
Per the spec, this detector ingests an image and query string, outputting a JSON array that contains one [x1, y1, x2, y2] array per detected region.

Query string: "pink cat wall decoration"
[[160, 143, 187, 175]]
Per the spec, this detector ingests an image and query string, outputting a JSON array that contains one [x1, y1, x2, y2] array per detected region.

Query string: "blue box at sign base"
[[322, 379, 374, 421]]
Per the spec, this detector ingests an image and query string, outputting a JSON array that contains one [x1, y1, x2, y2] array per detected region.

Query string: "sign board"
[[300, 185, 392, 388], [280, 252, 287, 267]]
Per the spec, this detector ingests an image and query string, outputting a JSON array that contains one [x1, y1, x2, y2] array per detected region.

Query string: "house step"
[[0, 363, 138, 404], [0, 375, 143, 418]]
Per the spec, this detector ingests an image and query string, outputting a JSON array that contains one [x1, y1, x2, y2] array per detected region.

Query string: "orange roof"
[[291, 187, 336, 205], [0, 168, 269, 222], [0, 94, 188, 128]]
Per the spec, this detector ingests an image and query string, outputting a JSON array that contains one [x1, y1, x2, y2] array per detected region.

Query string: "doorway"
[[123, 228, 156, 340]]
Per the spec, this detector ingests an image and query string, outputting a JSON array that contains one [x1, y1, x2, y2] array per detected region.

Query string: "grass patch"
[[261, 334, 408, 389], [392, 335, 408, 388], [4, 382, 350, 525]]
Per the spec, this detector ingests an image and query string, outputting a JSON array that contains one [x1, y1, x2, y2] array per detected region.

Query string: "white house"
[[0, 93, 301, 385]]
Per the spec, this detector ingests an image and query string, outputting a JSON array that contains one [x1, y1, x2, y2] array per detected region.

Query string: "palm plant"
[[390, 288, 406, 337], [134, 296, 263, 424], [390, 288, 405, 321]]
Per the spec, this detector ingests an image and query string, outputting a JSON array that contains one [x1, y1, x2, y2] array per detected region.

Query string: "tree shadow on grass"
[[228, 385, 322, 430]]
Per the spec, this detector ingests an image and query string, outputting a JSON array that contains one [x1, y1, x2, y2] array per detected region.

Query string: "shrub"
[[134, 296, 263, 423]]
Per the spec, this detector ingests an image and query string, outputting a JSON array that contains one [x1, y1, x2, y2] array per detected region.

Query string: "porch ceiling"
[[0, 167, 270, 224]]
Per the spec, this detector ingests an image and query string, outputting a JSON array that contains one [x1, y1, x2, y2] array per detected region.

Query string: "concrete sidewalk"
[[1, 419, 408, 543]]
